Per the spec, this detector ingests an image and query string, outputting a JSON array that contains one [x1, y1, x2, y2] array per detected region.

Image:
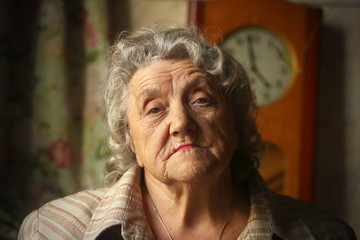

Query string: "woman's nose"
[[168, 103, 197, 136]]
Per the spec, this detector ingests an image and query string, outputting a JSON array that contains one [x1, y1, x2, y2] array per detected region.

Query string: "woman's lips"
[[175, 144, 195, 153]]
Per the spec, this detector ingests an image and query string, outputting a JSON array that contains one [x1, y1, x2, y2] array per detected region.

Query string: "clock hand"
[[254, 70, 271, 88], [273, 45, 292, 67], [247, 35, 271, 88], [247, 35, 257, 72]]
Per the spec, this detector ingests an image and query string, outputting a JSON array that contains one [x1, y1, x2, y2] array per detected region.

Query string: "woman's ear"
[[131, 139, 144, 167], [128, 129, 144, 167], [126, 124, 135, 152], [136, 158, 144, 168], [129, 135, 136, 153]]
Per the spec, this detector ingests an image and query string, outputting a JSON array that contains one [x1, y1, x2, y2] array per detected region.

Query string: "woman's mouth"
[[175, 144, 196, 153]]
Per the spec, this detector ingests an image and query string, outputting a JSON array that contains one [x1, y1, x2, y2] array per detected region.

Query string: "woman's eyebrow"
[[137, 88, 162, 107], [136, 76, 215, 101], [187, 76, 216, 91], [139, 88, 161, 98]]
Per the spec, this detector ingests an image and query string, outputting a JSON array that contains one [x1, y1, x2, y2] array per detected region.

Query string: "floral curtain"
[[0, 0, 109, 238]]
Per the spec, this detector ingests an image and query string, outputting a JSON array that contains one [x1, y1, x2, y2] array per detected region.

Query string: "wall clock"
[[222, 26, 294, 106], [188, 0, 321, 202]]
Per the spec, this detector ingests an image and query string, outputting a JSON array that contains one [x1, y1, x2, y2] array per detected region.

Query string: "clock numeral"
[[268, 39, 274, 48], [254, 34, 261, 43], [281, 65, 289, 75], [224, 47, 234, 56], [263, 92, 271, 101], [248, 34, 261, 44], [276, 79, 284, 88], [250, 77, 255, 85], [237, 38, 243, 45]]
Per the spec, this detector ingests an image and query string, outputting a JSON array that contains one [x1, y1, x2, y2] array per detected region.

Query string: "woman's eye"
[[147, 107, 161, 115], [195, 98, 212, 105]]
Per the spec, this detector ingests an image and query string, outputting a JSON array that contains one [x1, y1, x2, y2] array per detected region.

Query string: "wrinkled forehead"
[[127, 59, 219, 95]]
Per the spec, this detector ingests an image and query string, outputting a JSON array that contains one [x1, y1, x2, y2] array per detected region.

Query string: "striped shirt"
[[18, 165, 356, 239]]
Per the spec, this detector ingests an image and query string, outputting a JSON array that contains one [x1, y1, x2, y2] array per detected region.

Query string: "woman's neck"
[[142, 167, 250, 239]]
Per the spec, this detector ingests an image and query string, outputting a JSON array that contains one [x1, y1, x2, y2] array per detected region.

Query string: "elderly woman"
[[19, 27, 355, 240]]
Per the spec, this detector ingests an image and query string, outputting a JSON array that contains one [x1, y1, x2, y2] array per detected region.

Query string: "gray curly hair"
[[104, 26, 261, 186]]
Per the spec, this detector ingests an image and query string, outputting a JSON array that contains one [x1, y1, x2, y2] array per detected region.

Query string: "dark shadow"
[[63, 0, 86, 191], [314, 24, 346, 219], [0, 0, 40, 236], [106, 0, 131, 44]]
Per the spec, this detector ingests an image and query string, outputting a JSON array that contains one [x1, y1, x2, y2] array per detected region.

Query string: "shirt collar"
[[84, 165, 313, 240], [84, 165, 152, 240], [238, 170, 274, 239], [243, 170, 314, 240]]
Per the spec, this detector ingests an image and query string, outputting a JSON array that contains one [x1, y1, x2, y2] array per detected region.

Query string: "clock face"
[[221, 27, 294, 106]]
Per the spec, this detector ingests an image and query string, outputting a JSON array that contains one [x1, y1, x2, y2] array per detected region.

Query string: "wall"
[[314, 6, 360, 236], [106, 0, 188, 33]]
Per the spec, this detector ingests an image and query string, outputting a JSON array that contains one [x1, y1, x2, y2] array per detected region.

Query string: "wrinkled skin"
[[127, 59, 238, 185]]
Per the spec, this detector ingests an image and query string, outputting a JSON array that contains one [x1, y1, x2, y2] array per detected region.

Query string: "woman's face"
[[127, 59, 238, 184]]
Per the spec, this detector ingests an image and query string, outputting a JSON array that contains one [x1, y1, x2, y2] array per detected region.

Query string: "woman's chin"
[[164, 159, 225, 184]]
